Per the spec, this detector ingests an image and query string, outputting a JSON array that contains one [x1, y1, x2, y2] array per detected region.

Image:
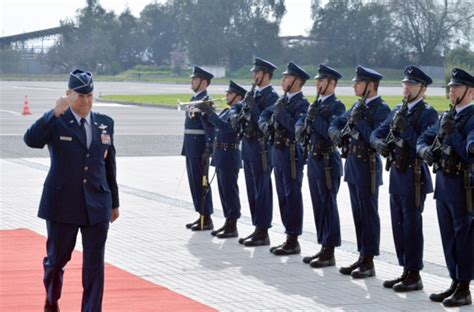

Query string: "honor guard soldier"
[[417, 68, 474, 307], [196, 81, 246, 238], [24, 69, 120, 311], [183, 66, 216, 231], [231, 57, 279, 246], [295, 64, 345, 268], [468, 130, 474, 157], [371, 66, 438, 291], [329, 65, 390, 278], [258, 62, 310, 255]]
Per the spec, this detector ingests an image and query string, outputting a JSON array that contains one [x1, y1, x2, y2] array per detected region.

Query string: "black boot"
[[243, 228, 270, 247], [185, 217, 200, 229], [443, 282, 472, 307], [44, 299, 60, 312], [339, 256, 362, 275], [211, 220, 227, 236], [190, 215, 214, 231], [270, 235, 301, 256], [393, 270, 423, 292], [303, 246, 324, 264], [430, 280, 458, 302], [351, 256, 375, 279], [383, 268, 407, 288], [310, 246, 335, 268], [238, 229, 256, 244], [216, 219, 238, 239]]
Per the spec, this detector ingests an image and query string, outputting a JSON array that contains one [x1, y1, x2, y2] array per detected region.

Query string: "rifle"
[[265, 90, 289, 146], [300, 89, 322, 160], [199, 150, 211, 230], [236, 80, 258, 139], [429, 103, 456, 172], [383, 98, 409, 171]]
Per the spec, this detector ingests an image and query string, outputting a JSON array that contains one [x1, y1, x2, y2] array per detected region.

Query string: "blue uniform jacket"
[[24, 108, 119, 225], [371, 100, 438, 195], [417, 104, 474, 204], [181, 91, 215, 158], [260, 92, 309, 169], [329, 96, 391, 186], [207, 107, 242, 170], [296, 94, 345, 177]]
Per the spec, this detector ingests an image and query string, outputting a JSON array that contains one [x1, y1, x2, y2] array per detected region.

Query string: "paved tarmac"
[[0, 81, 468, 311]]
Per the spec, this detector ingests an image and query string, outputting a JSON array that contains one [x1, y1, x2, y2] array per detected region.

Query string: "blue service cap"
[[225, 80, 247, 98], [352, 65, 383, 82], [448, 68, 474, 87], [282, 62, 310, 81], [402, 65, 433, 85], [314, 64, 342, 80], [68, 69, 94, 94], [190, 65, 214, 81], [250, 57, 277, 73]]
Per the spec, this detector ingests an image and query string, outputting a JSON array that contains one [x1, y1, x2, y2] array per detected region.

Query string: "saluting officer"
[[183, 66, 216, 231], [259, 62, 310, 255], [295, 64, 345, 268], [371, 66, 438, 291], [24, 69, 120, 311], [196, 81, 246, 238], [417, 68, 473, 307], [329, 66, 390, 278], [234, 57, 279, 247]]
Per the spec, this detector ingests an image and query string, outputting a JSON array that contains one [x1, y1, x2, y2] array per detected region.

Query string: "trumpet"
[[177, 97, 226, 112]]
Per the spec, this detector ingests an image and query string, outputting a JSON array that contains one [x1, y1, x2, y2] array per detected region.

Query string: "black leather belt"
[[214, 142, 240, 150]]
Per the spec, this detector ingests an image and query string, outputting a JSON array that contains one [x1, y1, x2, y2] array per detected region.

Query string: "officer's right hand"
[[275, 97, 287, 113], [230, 114, 240, 131], [372, 139, 389, 157], [260, 122, 269, 136], [419, 147, 434, 165], [295, 124, 304, 142], [244, 93, 256, 109], [329, 130, 342, 146], [54, 92, 77, 117]]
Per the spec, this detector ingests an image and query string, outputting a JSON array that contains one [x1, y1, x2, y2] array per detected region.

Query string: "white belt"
[[184, 129, 205, 135]]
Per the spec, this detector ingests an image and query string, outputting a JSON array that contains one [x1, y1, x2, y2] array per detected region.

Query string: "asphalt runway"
[[0, 81, 446, 158]]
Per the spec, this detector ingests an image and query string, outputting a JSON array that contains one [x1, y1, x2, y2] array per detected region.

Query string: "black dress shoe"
[[211, 224, 226, 236], [443, 283, 472, 307], [270, 235, 301, 256], [310, 247, 335, 268], [44, 300, 60, 312], [190, 215, 213, 231], [393, 271, 423, 292], [303, 247, 324, 264], [383, 269, 407, 288], [238, 231, 255, 244], [351, 256, 375, 279], [430, 280, 458, 302], [339, 257, 362, 275], [216, 219, 238, 238], [186, 218, 200, 229], [243, 229, 270, 247]]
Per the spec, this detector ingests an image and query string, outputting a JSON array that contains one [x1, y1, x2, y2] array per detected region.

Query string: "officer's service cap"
[[448, 68, 474, 87], [402, 65, 433, 85], [251, 57, 277, 73], [282, 62, 310, 81], [314, 64, 342, 80], [226, 80, 247, 98], [190, 66, 214, 81], [68, 69, 94, 94], [352, 65, 383, 82]]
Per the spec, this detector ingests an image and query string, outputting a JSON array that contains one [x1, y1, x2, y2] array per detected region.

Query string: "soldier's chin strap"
[[284, 77, 298, 94], [192, 77, 203, 93], [455, 85, 471, 106], [321, 78, 332, 97], [405, 85, 425, 103]]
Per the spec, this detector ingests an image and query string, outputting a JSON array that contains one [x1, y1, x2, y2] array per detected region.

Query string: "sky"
[[1, 0, 314, 37]]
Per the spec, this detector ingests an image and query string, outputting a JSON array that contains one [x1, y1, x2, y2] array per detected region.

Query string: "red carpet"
[[0, 229, 216, 311]]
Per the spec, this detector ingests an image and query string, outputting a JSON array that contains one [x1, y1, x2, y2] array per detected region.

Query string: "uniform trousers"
[[186, 156, 213, 215]]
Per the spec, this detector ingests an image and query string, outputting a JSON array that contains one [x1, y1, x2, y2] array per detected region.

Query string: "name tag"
[[59, 136, 72, 141]]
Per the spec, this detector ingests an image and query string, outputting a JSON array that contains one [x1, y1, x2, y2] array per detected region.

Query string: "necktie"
[[80, 118, 87, 146]]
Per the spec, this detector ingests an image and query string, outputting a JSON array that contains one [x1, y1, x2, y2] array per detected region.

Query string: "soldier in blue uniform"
[[258, 62, 310, 255], [371, 66, 438, 291], [24, 69, 120, 312], [329, 66, 390, 278], [295, 64, 345, 267], [195, 81, 246, 238], [417, 68, 473, 307], [183, 66, 216, 231], [468, 130, 474, 157], [231, 57, 279, 247]]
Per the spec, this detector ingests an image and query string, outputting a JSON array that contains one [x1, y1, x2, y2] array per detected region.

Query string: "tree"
[[389, 0, 474, 65]]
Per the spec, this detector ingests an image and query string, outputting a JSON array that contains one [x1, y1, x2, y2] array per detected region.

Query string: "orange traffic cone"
[[22, 95, 31, 115]]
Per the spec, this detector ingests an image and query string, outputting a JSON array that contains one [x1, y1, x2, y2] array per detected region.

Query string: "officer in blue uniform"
[[183, 66, 216, 231], [295, 64, 345, 267], [329, 66, 390, 278], [468, 130, 474, 157], [231, 57, 279, 247], [259, 62, 310, 255], [196, 81, 246, 238], [417, 68, 473, 307], [24, 69, 120, 312], [371, 66, 438, 291]]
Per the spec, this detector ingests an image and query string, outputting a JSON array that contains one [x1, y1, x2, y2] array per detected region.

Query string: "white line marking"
[[0, 110, 22, 115]]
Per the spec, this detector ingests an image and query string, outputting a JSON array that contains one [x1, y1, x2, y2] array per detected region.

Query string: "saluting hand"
[[54, 92, 77, 117]]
